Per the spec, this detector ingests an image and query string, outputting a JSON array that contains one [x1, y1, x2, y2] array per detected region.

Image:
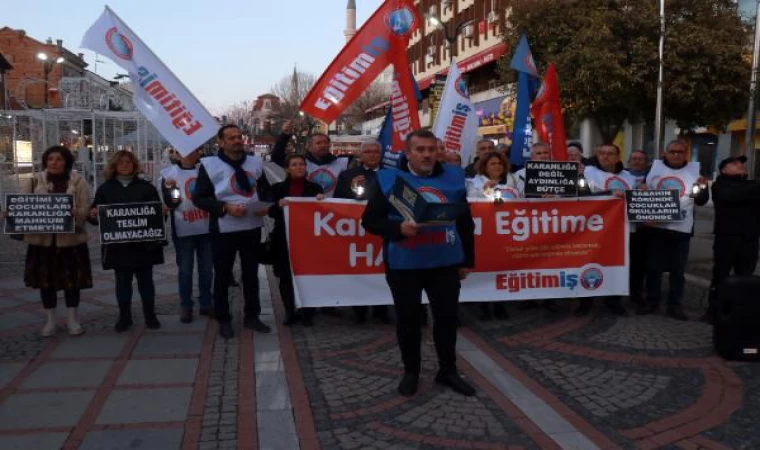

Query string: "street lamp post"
[[746, 0, 760, 179], [36, 52, 64, 108], [425, 15, 475, 63], [654, 0, 665, 159]]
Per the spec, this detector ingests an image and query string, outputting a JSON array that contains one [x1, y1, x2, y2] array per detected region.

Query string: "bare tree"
[[340, 80, 391, 132], [270, 69, 317, 121], [219, 100, 252, 129]]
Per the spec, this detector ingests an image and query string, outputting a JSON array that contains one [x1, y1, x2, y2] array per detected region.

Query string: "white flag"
[[81, 7, 217, 157], [432, 61, 479, 167]]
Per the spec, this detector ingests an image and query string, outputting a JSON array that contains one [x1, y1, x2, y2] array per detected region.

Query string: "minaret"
[[345, 0, 357, 43]]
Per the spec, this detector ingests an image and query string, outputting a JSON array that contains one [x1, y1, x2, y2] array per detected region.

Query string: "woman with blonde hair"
[[89, 150, 164, 332], [22, 146, 93, 336]]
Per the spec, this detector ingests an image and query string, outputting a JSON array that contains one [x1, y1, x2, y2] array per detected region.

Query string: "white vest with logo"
[[626, 170, 647, 187], [584, 166, 637, 194], [645, 160, 700, 234], [161, 165, 210, 237], [306, 157, 349, 197], [201, 155, 264, 233], [466, 174, 521, 199]]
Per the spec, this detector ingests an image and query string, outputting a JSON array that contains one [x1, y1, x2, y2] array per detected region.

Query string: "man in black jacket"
[[703, 155, 760, 323], [333, 139, 390, 324], [362, 130, 476, 398], [193, 125, 272, 338]]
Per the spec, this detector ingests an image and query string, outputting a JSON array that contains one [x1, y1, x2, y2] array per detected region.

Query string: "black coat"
[[361, 161, 475, 270], [267, 178, 323, 270], [91, 177, 165, 271], [333, 165, 378, 200], [712, 174, 760, 236]]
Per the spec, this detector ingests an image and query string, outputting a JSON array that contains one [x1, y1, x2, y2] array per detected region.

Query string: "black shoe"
[[637, 303, 658, 316], [243, 317, 271, 333], [199, 308, 211, 317], [493, 304, 509, 320], [574, 302, 592, 317], [219, 322, 234, 339], [180, 308, 193, 324], [145, 315, 161, 329], [302, 316, 314, 327], [283, 312, 300, 326], [114, 316, 133, 333], [605, 299, 628, 317], [667, 305, 688, 321], [435, 371, 476, 397], [398, 373, 419, 397]]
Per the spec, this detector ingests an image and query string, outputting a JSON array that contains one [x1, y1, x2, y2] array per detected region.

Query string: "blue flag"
[[379, 69, 422, 169], [510, 72, 539, 166], [510, 35, 539, 77], [508, 35, 540, 166]]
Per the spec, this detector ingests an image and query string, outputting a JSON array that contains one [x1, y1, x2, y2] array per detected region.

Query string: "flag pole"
[[745, 0, 760, 179], [654, 0, 665, 159]]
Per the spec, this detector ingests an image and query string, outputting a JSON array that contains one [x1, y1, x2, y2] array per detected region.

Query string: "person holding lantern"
[[161, 147, 213, 324]]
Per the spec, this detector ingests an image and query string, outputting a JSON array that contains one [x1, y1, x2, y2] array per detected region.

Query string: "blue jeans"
[[174, 234, 213, 310]]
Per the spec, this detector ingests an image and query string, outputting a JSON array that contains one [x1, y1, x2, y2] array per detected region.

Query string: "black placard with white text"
[[524, 161, 579, 197], [625, 190, 681, 222], [4, 194, 74, 234], [98, 202, 165, 244]]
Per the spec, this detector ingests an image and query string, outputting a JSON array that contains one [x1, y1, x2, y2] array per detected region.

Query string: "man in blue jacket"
[[362, 130, 476, 397]]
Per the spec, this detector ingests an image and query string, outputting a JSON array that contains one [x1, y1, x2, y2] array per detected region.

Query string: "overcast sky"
[[3, 0, 383, 114]]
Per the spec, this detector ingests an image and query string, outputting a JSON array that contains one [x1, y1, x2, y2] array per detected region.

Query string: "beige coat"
[[22, 171, 91, 248]]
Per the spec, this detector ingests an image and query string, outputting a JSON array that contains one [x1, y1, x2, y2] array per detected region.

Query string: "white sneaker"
[[67, 308, 84, 336], [41, 310, 56, 337]]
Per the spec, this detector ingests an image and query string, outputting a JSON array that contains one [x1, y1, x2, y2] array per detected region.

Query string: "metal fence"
[[0, 109, 168, 198]]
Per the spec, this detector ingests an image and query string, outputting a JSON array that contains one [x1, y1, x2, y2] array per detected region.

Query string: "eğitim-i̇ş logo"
[[105, 27, 133, 60]]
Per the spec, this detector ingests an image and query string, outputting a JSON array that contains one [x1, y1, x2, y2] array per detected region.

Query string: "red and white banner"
[[432, 61, 479, 167], [81, 7, 217, 157], [389, 50, 421, 151], [285, 198, 629, 307], [300, 0, 421, 123]]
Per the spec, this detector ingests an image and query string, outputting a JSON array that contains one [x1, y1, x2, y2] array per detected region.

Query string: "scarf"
[[46, 172, 69, 193], [288, 176, 305, 197], [218, 151, 252, 193]]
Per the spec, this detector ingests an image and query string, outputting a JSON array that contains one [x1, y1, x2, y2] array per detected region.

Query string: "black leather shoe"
[[114, 316, 133, 333], [219, 322, 234, 339], [637, 303, 658, 316], [243, 317, 271, 333], [398, 373, 419, 397], [667, 305, 688, 321], [180, 308, 193, 324], [435, 371, 476, 397], [145, 315, 161, 329]]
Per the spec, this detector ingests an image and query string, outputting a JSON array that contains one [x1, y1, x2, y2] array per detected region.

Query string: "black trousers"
[[646, 230, 691, 306], [40, 289, 80, 309], [386, 266, 460, 375], [709, 235, 760, 305], [212, 228, 262, 323], [630, 230, 648, 301]]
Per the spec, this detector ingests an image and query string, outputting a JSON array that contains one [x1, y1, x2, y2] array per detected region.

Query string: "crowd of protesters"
[[7, 120, 759, 398]]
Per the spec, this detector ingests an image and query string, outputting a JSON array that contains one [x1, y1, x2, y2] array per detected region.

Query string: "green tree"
[[499, 0, 751, 143]]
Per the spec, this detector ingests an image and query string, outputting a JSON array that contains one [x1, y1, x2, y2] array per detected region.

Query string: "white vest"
[[160, 165, 210, 238], [584, 166, 637, 194], [626, 170, 647, 187], [645, 160, 700, 234], [306, 157, 349, 197], [201, 155, 264, 233], [466, 174, 521, 199], [515, 168, 526, 197]]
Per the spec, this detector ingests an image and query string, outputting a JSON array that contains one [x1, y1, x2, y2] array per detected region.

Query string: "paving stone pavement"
[[2, 227, 760, 449]]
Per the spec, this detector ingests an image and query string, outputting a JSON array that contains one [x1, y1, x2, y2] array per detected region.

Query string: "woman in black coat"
[[268, 154, 324, 326], [89, 150, 165, 332]]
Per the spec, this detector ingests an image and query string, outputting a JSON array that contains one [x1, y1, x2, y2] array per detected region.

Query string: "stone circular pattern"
[[588, 316, 713, 351]]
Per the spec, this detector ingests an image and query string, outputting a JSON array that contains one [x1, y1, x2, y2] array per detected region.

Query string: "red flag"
[[389, 50, 421, 152], [531, 64, 569, 161], [300, 0, 421, 124]]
